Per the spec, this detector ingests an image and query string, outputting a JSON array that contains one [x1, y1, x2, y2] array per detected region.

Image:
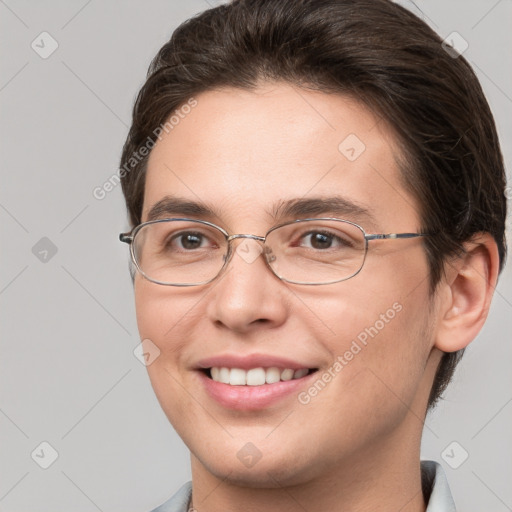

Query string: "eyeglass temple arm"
[[119, 233, 133, 244], [365, 233, 428, 241]]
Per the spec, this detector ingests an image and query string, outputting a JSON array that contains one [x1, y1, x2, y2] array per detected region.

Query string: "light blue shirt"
[[150, 460, 456, 511]]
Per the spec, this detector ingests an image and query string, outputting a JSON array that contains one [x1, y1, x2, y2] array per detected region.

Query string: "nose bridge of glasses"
[[226, 234, 268, 262], [225, 233, 272, 267], [227, 233, 266, 243]]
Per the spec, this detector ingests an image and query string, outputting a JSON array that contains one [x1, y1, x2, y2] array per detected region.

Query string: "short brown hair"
[[119, 0, 507, 409]]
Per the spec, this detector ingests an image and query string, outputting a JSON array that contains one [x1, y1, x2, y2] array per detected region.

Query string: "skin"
[[135, 83, 499, 512]]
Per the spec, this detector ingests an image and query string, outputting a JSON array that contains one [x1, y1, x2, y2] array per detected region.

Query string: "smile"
[[208, 366, 315, 386]]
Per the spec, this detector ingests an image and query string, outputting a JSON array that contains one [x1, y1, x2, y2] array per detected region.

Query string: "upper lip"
[[195, 353, 318, 371]]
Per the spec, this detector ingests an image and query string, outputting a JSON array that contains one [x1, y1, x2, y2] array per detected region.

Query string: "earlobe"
[[434, 233, 500, 353]]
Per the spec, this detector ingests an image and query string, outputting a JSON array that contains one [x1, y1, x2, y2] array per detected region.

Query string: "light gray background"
[[0, 1, 510, 511]]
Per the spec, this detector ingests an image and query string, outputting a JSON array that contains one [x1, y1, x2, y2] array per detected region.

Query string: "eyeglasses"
[[119, 218, 428, 286]]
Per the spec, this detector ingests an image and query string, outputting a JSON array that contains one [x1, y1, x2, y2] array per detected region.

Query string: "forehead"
[[143, 83, 419, 231]]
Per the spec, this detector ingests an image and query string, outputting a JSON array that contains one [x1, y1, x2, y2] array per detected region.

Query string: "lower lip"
[[198, 371, 316, 410]]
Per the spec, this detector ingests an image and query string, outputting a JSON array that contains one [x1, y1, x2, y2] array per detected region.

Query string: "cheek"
[[134, 276, 201, 349], [134, 278, 193, 428], [134, 279, 187, 399], [134, 285, 169, 343], [133, 275, 212, 406], [319, 291, 425, 384], [312, 258, 432, 419], [286, 299, 430, 468]]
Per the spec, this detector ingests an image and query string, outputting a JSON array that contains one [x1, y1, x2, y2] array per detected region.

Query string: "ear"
[[434, 233, 500, 353]]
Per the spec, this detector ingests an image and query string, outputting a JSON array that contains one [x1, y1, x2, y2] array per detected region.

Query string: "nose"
[[206, 237, 289, 334]]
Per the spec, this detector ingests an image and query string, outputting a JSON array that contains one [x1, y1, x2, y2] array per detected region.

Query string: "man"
[[118, 0, 507, 510]]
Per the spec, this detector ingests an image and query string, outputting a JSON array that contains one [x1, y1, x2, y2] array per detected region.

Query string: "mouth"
[[194, 353, 321, 410], [197, 364, 319, 410], [202, 366, 318, 386]]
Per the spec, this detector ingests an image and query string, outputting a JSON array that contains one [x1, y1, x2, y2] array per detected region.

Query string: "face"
[[135, 83, 442, 487]]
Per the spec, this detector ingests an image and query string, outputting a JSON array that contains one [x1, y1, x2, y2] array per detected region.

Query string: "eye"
[[299, 230, 352, 250], [169, 231, 214, 250]]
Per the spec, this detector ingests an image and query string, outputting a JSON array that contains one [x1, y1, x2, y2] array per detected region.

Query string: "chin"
[[192, 443, 323, 489]]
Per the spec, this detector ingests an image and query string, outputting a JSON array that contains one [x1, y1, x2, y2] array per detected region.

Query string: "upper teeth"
[[210, 367, 309, 386]]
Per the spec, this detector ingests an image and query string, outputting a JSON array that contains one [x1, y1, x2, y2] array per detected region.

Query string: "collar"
[[422, 460, 457, 511]]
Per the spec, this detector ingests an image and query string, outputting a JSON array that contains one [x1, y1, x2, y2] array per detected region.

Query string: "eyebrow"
[[145, 195, 377, 228], [145, 196, 217, 222], [271, 196, 376, 226]]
